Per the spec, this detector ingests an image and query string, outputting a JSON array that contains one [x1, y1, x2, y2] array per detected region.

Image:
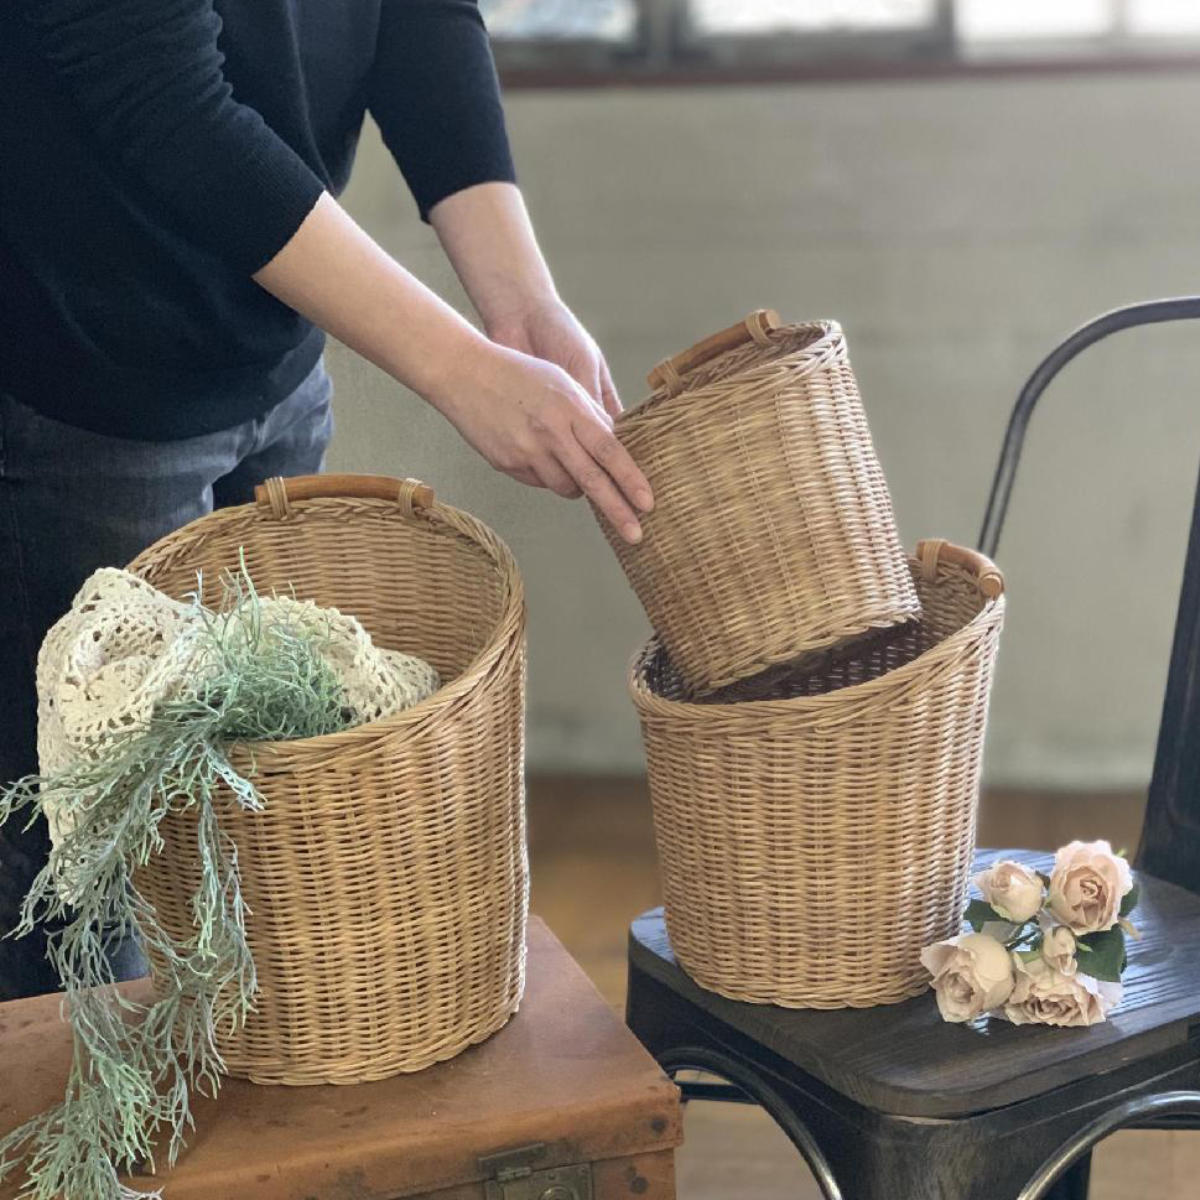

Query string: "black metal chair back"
[[977, 297, 1200, 895]]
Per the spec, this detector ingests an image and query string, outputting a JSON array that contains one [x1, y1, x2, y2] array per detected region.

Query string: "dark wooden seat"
[[630, 849, 1200, 1121], [624, 300, 1200, 1200]]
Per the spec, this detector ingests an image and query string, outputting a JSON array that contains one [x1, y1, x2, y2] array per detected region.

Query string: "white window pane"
[[1129, 0, 1200, 35], [956, 0, 1114, 40], [691, 0, 936, 36], [480, 0, 637, 40]]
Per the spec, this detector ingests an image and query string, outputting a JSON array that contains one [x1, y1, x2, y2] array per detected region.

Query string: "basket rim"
[[628, 545, 1003, 719], [127, 492, 525, 765], [617, 318, 845, 429]]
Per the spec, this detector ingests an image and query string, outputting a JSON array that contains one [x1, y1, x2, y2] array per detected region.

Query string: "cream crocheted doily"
[[37, 568, 440, 844]]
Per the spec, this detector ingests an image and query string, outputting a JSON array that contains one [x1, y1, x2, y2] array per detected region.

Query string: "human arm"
[[253, 194, 652, 541], [367, 2, 623, 417], [429, 183, 622, 418]]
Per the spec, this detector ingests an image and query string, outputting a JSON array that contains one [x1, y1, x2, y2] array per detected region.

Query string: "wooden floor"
[[527, 774, 1199, 1199]]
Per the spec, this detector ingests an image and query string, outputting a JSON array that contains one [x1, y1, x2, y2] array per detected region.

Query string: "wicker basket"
[[630, 539, 1005, 1009], [598, 310, 920, 695], [128, 474, 527, 1085]]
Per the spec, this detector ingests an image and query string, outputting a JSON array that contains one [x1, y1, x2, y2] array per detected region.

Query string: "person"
[[0, 0, 654, 1000]]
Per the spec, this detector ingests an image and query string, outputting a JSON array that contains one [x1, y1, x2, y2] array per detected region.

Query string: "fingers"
[[573, 414, 653, 515], [554, 441, 642, 542], [583, 361, 605, 412], [477, 351, 648, 534], [545, 410, 653, 544], [561, 352, 604, 414], [505, 456, 581, 499], [510, 466, 544, 489], [533, 459, 583, 499], [598, 359, 622, 418]]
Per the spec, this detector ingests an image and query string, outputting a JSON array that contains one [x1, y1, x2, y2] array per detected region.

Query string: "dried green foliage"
[[0, 568, 354, 1199]]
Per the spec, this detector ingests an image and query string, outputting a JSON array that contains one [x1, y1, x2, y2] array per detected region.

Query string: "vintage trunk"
[[0, 919, 682, 1199]]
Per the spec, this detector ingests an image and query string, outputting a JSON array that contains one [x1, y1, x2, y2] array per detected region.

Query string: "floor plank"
[[527, 775, 1196, 1199]]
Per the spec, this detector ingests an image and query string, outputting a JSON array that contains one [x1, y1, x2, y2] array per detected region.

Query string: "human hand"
[[486, 298, 622, 419], [427, 337, 651, 543], [251, 190, 650, 540]]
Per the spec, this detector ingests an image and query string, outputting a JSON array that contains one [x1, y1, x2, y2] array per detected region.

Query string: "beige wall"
[[327, 72, 1200, 787]]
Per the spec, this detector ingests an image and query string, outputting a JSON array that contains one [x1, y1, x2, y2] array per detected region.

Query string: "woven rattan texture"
[[600, 320, 921, 695], [630, 547, 1004, 1009], [128, 490, 528, 1085]]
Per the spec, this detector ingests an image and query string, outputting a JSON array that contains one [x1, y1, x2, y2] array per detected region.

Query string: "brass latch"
[[479, 1143, 594, 1200]]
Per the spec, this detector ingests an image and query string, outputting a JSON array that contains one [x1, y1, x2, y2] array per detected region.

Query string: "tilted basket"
[[129, 474, 527, 1085], [630, 540, 1005, 1009], [598, 310, 920, 695]]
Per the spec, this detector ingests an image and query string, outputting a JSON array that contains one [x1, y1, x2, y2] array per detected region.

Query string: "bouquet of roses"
[[920, 840, 1140, 1027]]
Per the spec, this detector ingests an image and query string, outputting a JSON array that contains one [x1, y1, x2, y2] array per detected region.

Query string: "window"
[[958, 0, 1200, 47], [957, 0, 1114, 42], [481, 0, 1200, 82], [482, 0, 639, 41], [481, 0, 643, 73], [689, 1, 939, 35], [676, 0, 952, 69]]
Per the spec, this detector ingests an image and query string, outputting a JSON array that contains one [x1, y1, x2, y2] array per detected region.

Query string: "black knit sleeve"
[[16, 0, 325, 274], [368, 0, 517, 221]]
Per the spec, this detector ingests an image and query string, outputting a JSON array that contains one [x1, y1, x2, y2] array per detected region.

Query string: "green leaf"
[[964, 898, 1002, 932], [1119, 880, 1141, 918], [1037, 871, 1052, 889], [1075, 926, 1127, 982]]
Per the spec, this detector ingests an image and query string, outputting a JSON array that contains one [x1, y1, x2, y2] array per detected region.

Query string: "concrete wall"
[[327, 71, 1200, 787]]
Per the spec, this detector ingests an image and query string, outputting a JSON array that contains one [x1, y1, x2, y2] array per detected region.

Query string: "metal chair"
[[625, 300, 1200, 1200]]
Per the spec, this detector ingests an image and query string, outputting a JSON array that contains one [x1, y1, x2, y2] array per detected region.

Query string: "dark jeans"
[[0, 359, 333, 1000]]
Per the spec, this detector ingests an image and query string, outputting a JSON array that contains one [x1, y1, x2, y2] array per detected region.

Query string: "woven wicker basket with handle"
[[129, 474, 527, 1085], [596, 310, 921, 695], [630, 539, 1005, 1009]]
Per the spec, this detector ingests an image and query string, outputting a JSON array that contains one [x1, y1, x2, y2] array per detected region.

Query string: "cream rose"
[[920, 933, 1015, 1023], [1048, 840, 1134, 934], [1003, 956, 1122, 1027], [1040, 926, 1078, 977], [973, 859, 1045, 924]]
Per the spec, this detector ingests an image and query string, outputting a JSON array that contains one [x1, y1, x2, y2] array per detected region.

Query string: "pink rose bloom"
[[973, 859, 1045, 924], [921, 933, 1014, 1023], [1004, 956, 1122, 1027], [1048, 840, 1134, 934]]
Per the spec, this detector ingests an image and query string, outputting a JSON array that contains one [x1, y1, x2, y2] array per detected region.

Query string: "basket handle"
[[646, 309, 781, 396], [255, 473, 435, 519], [917, 539, 1005, 599]]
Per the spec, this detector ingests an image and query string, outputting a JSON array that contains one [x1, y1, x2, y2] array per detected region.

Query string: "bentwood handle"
[[255, 474, 435, 516], [646, 309, 781, 394], [916, 538, 1005, 599]]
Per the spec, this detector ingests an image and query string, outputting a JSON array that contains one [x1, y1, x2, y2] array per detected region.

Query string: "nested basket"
[[631, 539, 1005, 1009], [598, 310, 920, 695], [128, 474, 528, 1085]]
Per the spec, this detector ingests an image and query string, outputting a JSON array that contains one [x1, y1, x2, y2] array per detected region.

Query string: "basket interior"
[[644, 561, 987, 705], [641, 321, 836, 414], [133, 501, 511, 689]]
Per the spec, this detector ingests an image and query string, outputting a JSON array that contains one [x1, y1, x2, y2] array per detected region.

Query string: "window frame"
[[486, 0, 1200, 89]]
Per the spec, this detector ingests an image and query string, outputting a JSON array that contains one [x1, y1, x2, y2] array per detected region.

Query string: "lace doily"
[[37, 568, 440, 844]]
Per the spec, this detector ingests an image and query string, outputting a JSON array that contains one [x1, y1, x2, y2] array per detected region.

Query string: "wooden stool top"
[[0, 918, 681, 1199]]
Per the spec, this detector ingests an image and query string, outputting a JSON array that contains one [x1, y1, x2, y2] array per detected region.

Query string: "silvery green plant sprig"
[[0, 568, 355, 1200], [921, 841, 1140, 1027]]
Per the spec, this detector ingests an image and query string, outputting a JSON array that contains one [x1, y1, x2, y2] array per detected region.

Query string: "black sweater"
[[0, 0, 515, 440]]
